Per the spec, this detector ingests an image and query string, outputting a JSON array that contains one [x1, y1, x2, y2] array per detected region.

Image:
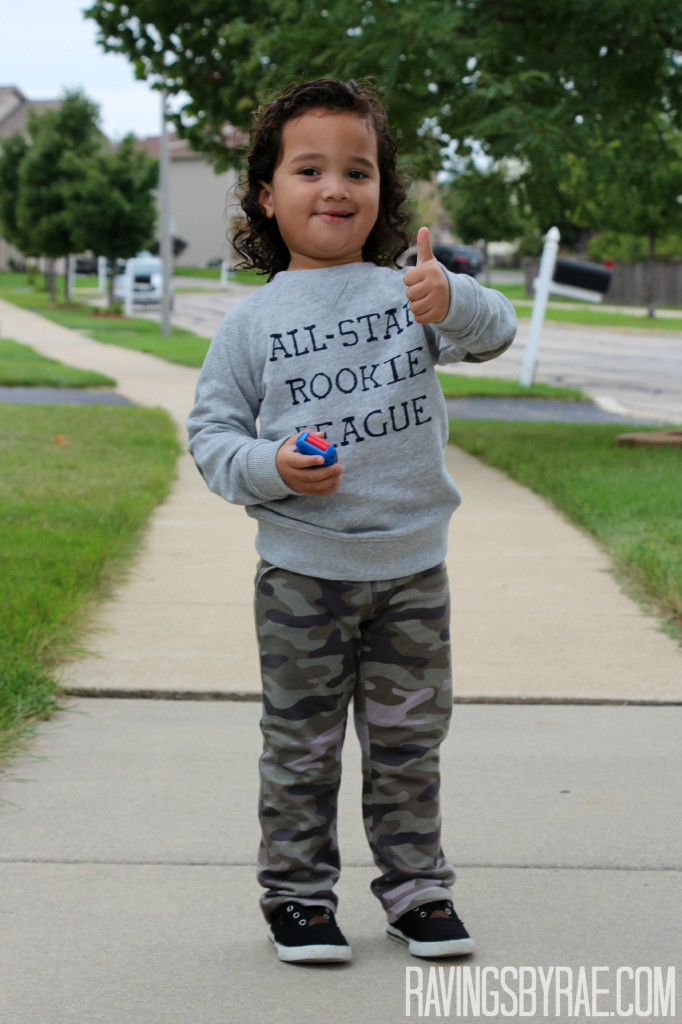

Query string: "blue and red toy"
[[295, 431, 337, 466]]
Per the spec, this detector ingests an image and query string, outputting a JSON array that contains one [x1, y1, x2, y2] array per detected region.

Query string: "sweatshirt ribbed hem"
[[249, 511, 454, 582]]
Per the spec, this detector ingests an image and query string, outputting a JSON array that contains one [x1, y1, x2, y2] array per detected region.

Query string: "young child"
[[187, 78, 516, 964]]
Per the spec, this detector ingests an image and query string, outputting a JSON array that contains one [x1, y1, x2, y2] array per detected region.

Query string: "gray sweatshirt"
[[187, 261, 516, 581]]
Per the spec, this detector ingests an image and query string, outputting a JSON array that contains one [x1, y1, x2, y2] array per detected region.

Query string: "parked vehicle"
[[404, 244, 484, 277], [113, 256, 165, 305], [74, 256, 99, 275]]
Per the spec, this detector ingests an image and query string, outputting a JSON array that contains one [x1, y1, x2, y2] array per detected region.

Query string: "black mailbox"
[[553, 258, 612, 294]]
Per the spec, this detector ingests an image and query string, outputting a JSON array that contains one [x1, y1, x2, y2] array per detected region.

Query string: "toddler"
[[187, 78, 516, 964]]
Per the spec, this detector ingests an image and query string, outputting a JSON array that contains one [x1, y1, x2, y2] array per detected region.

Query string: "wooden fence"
[[523, 259, 682, 307]]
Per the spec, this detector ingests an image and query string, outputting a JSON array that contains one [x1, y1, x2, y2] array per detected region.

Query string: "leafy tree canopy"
[[70, 134, 158, 303], [14, 91, 102, 262], [84, 0, 682, 243], [0, 91, 102, 263], [442, 163, 524, 249], [0, 133, 30, 253], [84, 1, 682, 152], [0, 89, 158, 301]]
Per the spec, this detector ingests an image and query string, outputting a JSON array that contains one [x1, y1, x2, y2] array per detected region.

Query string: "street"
[[158, 276, 682, 424]]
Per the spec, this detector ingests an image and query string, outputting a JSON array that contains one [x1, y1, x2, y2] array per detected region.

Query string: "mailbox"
[[553, 258, 612, 294]]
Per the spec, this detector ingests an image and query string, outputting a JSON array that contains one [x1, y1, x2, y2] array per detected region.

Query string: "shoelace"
[[415, 901, 454, 920], [284, 904, 332, 927]]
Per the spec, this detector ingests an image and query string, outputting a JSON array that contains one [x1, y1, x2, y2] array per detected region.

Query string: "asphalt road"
[[166, 278, 682, 425], [5, 276, 680, 424]]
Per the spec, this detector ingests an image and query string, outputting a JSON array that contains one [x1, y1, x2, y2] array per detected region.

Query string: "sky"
[[2, 0, 175, 140]]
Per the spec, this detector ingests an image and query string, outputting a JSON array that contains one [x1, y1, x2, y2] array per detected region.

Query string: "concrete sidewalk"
[[1, 298, 680, 1023], [2, 297, 679, 703], [1, 700, 680, 1023]]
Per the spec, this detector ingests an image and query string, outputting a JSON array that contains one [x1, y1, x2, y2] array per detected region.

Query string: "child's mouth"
[[317, 211, 353, 222]]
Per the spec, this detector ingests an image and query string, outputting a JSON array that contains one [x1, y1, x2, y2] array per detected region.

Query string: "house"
[[0, 86, 62, 135], [0, 86, 62, 270], [136, 129, 246, 268], [0, 85, 247, 271]]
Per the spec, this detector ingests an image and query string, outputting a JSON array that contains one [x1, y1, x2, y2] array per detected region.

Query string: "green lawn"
[[175, 265, 221, 279], [0, 404, 179, 761], [437, 372, 586, 402], [43, 308, 211, 367], [490, 282, 682, 331], [0, 338, 115, 388], [176, 265, 266, 287], [449, 421, 682, 640], [0, 277, 590, 396], [1, 264, 680, 763]]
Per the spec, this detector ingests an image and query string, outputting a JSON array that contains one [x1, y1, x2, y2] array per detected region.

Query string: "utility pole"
[[159, 89, 173, 337]]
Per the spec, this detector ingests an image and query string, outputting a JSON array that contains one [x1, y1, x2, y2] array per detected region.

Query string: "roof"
[[136, 125, 247, 161], [0, 86, 63, 138]]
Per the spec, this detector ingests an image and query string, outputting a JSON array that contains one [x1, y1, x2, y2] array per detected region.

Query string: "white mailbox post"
[[519, 227, 560, 387], [519, 229, 613, 387]]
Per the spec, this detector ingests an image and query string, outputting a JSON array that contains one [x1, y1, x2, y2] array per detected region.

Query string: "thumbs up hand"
[[403, 226, 451, 324]]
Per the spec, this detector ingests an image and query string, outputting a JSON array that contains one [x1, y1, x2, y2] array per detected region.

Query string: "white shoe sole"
[[268, 930, 352, 963], [387, 925, 475, 958]]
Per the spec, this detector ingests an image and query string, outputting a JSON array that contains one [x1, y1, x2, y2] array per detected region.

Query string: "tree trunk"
[[645, 231, 656, 318], [107, 259, 116, 308], [46, 258, 56, 302], [64, 255, 71, 302]]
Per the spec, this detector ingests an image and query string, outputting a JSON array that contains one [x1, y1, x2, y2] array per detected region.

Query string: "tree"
[[442, 163, 525, 282], [0, 133, 34, 259], [70, 135, 159, 306], [83, 0, 276, 170], [1, 91, 158, 307], [569, 118, 682, 314], [85, 1, 682, 237], [13, 91, 102, 299]]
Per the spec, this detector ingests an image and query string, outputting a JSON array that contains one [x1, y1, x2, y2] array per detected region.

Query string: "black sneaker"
[[268, 902, 352, 963], [387, 900, 475, 958]]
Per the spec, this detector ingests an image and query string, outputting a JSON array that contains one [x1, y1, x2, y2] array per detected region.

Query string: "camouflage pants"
[[254, 560, 456, 923]]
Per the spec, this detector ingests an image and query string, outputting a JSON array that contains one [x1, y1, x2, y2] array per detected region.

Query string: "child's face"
[[259, 108, 381, 271]]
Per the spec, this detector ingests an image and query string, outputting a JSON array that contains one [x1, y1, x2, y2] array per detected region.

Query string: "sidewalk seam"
[[1, 857, 680, 871], [61, 688, 682, 707]]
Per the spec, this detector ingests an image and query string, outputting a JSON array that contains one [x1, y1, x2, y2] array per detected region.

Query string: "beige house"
[[0, 84, 246, 271], [137, 130, 245, 268]]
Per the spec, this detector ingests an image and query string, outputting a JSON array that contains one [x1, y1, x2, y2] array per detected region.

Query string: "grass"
[[43, 309, 211, 367], [490, 282, 682, 331], [1, 263, 679, 767], [0, 274, 592, 391], [514, 304, 682, 331], [176, 265, 266, 287], [173, 265, 220, 279], [0, 272, 211, 366], [0, 338, 116, 388], [437, 371, 586, 402], [0, 404, 179, 762], [448, 420, 682, 639], [0, 270, 98, 302]]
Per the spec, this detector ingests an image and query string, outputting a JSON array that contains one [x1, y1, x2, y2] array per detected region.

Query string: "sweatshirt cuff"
[[245, 439, 297, 501], [436, 272, 478, 333]]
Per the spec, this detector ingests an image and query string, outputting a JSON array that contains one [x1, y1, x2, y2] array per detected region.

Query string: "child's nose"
[[322, 175, 350, 200]]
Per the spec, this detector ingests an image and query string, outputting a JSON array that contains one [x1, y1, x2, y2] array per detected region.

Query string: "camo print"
[[254, 560, 456, 923]]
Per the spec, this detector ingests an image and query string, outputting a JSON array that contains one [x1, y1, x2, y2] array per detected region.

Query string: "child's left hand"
[[403, 226, 451, 324]]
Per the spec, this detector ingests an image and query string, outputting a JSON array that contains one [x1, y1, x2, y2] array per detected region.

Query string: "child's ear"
[[258, 183, 275, 219]]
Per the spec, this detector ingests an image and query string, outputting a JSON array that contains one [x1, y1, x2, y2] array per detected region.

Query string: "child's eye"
[[348, 169, 368, 180], [297, 167, 319, 177]]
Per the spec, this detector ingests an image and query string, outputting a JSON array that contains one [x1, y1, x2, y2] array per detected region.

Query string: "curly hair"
[[232, 78, 411, 279]]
